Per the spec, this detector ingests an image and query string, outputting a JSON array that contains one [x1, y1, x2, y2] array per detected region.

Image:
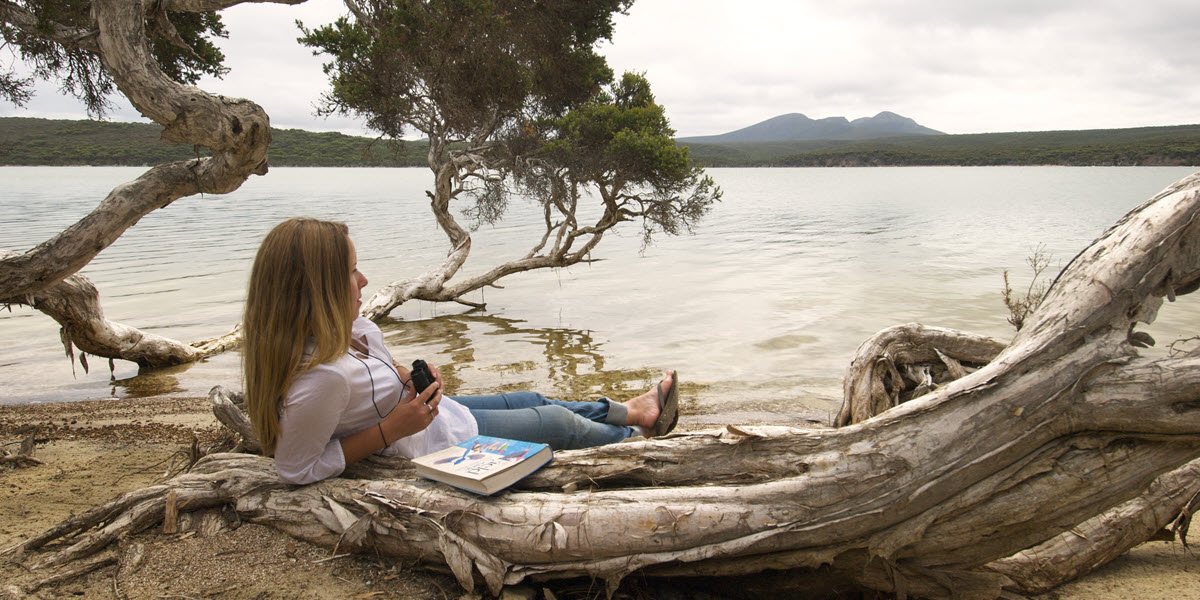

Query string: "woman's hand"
[[391, 359, 445, 402], [379, 378, 442, 444], [340, 370, 443, 466]]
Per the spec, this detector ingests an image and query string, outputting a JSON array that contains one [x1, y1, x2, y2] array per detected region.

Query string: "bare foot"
[[622, 371, 676, 430]]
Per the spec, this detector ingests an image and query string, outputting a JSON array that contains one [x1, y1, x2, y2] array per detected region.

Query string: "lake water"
[[3, 166, 1198, 425]]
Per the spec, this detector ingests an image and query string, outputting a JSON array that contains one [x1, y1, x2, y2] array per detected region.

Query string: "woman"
[[243, 217, 679, 485]]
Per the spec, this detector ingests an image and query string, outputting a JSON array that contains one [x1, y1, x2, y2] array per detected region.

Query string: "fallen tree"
[[7, 171, 1200, 599]]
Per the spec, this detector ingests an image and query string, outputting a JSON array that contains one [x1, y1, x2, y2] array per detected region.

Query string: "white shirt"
[[274, 316, 478, 484]]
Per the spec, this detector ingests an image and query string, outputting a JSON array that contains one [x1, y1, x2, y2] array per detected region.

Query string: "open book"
[[412, 435, 553, 495]]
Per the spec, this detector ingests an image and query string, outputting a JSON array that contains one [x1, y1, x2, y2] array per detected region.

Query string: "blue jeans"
[[451, 392, 637, 450]]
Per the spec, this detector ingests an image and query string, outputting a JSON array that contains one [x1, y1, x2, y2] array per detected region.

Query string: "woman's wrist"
[[377, 422, 389, 447]]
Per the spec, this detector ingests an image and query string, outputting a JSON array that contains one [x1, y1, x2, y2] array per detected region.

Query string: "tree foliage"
[[299, 0, 628, 141], [0, 0, 229, 116], [300, 0, 724, 320], [496, 72, 721, 248], [0, 64, 33, 107]]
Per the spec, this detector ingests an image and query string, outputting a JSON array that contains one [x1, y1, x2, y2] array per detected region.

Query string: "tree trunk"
[[2, 252, 242, 368], [361, 142, 477, 319], [1, 0, 272, 301], [361, 139, 624, 320], [10, 172, 1200, 599], [0, 0, 273, 368]]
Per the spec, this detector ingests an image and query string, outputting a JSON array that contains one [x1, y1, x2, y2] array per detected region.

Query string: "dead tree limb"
[[986, 456, 1200, 593]]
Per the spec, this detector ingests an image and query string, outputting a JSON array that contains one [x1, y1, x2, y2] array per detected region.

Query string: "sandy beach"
[[2, 396, 1198, 599]]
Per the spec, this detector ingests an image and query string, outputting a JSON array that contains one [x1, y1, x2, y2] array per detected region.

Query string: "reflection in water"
[[113, 362, 191, 398], [377, 312, 674, 405]]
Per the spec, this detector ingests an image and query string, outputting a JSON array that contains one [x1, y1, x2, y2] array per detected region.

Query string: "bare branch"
[[2, 251, 204, 367]]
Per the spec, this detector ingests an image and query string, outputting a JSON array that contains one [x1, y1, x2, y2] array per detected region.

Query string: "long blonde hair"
[[243, 217, 355, 456]]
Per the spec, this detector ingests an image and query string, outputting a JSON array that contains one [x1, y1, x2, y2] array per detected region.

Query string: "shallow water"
[[2, 166, 1198, 423]]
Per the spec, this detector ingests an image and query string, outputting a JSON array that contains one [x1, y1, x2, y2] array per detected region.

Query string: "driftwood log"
[[7, 172, 1200, 599]]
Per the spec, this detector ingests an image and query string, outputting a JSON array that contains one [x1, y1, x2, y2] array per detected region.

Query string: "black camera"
[[410, 359, 435, 395]]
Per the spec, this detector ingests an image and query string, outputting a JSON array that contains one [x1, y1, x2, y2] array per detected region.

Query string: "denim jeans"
[[451, 391, 637, 450]]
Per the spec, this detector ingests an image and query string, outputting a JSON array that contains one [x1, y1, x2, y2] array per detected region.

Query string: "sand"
[[1, 396, 1198, 599]]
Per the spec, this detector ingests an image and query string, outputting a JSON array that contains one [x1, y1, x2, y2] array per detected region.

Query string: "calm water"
[[2, 166, 1198, 425]]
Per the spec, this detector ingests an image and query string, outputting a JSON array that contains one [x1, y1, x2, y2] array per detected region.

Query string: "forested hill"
[[0, 117, 429, 167], [2, 116, 1199, 167]]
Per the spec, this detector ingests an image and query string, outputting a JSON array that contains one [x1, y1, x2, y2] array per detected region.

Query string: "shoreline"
[[1, 396, 1198, 599]]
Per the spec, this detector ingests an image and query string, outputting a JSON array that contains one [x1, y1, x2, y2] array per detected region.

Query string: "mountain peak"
[[679, 111, 943, 144]]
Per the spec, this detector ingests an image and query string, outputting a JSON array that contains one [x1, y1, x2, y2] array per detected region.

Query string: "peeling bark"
[[986, 457, 1200, 594]]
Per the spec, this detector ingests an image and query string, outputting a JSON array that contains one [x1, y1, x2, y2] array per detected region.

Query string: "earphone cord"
[[350, 348, 410, 420]]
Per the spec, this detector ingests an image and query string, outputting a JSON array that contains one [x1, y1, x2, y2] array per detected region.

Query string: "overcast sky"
[[3, 0, 1198, 138]]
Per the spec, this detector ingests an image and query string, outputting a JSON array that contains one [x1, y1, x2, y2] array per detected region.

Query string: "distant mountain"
[[680, 123, 1200, 168], [678, 111, 944, 144]]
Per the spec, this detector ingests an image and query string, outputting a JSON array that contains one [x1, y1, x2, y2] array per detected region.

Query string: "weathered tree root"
[[3, 453, 289, 569], [9, 173, 1200, 599], [837, 323, 1008, 427], [209, 385, 261, 454], [2, 427, 44, 470], [9, 415, 1200, 599], [987, 456, 1200, 594], [0, 455, 43, 469], [24, 554, 118, 594]]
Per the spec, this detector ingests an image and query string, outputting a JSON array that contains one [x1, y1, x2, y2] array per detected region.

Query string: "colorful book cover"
[[412, 435, 553, 495]]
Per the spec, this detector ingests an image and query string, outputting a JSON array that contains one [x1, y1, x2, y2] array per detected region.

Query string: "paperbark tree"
[[0, 0, 297, 366], [299, 1, 720, 320], [3, 0, 719, 370], [8, 172, 1200, 599]]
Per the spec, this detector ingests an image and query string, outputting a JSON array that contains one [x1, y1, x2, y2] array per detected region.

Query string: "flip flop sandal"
[[653, 371, 679, 436]]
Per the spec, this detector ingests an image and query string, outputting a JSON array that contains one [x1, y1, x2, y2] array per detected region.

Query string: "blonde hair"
[[243, 217, 354, 456]]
